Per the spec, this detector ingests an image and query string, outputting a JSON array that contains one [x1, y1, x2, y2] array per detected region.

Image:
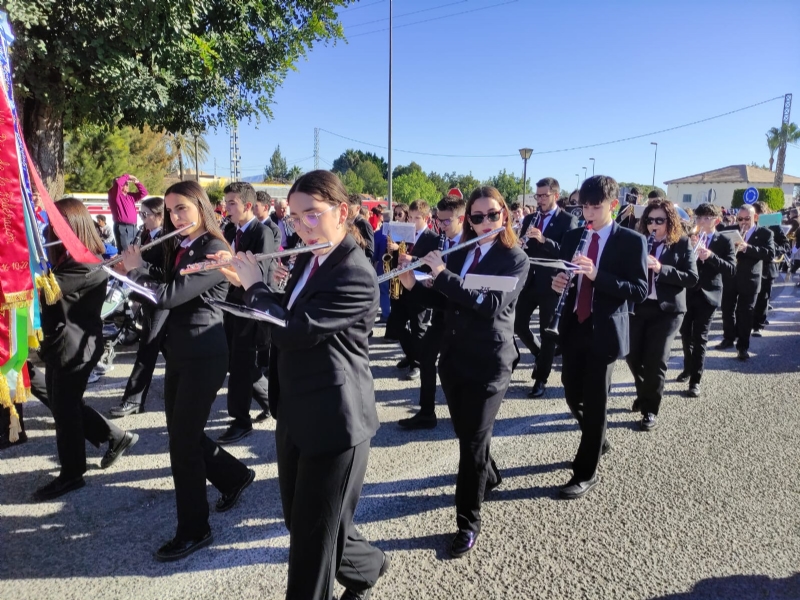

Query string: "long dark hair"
[[462, 186, 517, 249], [47, 198, 105, 264], [162, 181, 229, 277], [288, 170, 365, 249], [638, 198, 683, 246]]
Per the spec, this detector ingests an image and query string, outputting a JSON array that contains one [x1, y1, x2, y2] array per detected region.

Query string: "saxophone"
[[382, 234, 406, 299]]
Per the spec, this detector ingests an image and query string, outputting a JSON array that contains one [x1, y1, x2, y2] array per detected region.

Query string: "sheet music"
[[102, 267, 158, 304], [719, 229, 744, 244], [463, 274, 519, 292], [206, 298, 287, 327], [386, 222, 417, 244]]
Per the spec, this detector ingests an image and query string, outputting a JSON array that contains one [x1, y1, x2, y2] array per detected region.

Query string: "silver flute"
[[87, 222, 196, 275], [180, 241, 332, 275], [377, 227, 504, 283]]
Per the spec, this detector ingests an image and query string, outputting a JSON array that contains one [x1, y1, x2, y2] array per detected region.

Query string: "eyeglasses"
[[468, 211, 504, 225], [645, 217, 667, 225], [736, 218, 752, 222], [393, 212, 404, 218], [139, 210, 154, 218], [696, 216, 715, 222], [534, 193, 552, 200], [435, 217, 454, 227], [285, 205, 337, 229]]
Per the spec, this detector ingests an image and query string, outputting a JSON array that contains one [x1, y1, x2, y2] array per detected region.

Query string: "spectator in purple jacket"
[[108, 174, 148, 250]]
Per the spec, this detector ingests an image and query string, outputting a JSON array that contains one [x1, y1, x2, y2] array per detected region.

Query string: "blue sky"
[[203, 0, 800, 191]]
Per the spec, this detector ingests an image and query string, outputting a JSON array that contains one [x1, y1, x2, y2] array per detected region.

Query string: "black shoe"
[[450, 529, 478, 558], [33, 475, 86, 502], [216, 468, 255, 512], [396, 357, 410, 369], [764, 319, 771, 325], [640, 413, 657, 431], [737, 349, 750, 361], [528, 380, 546, 398], [602, 439, 612, 456], [340, 551, 390, 600], [752, 329, 762, 338], [676, 371, 690, 383], [398, 412, 437, 430], [109, 401, 144, 418], [715, 339, 735, 350], [101, 431, 139, 469], [631, 398, 642, 412], [407, 367, 420, 380], [686, 383, 701, 398], [155, 530, 213, 562], [217, 424, 253, 445], [559, 475, 598, 499], [253, 411, 270, 423]]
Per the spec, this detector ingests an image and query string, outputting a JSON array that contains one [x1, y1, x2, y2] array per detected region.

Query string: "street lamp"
[[589, 158, 595, 176], [519, 148, 533, 208], [650, 142, 658, 187], [582, 166, 587, 182], [575, 174, 580, 189], [387, 0, 394, 215]]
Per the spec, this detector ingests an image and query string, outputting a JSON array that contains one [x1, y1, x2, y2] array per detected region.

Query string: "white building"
[[664, 165, 800, 209]]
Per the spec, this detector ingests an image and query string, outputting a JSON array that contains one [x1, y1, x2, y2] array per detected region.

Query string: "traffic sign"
[[743, 187, 759, 205]]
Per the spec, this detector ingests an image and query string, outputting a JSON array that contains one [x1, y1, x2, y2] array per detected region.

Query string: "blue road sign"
[[744, 187, 759, 205]]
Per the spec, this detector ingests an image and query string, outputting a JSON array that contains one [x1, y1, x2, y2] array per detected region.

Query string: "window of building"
[[682, 194, 692, 204]]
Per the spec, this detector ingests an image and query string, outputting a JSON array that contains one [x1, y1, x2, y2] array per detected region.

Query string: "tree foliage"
[[64, 125, 172, 194], [392, 170, 439, 204], [264, 145, 289, 182], [731, 188, 786, 211], [483, 169, 532, 205], [353, 161, 387, 197], [338, 169, 364, 195], [392, 161, 423, 180], [617, 182, 667, 199], [332, 149, 388, 178]]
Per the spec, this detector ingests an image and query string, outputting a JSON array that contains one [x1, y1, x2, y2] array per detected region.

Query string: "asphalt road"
[[1, 277, 799, 600]]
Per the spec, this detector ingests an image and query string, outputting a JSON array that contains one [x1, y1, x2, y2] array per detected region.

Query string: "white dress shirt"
[[460, 240, 496, 278], [287, 243, 340, 309], [647, 241, 666, 300]]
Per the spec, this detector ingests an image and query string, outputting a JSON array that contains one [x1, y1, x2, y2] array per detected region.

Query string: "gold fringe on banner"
[[0, 372, 12, 409], [9, 412, 21, 443], [15, 370, 28, 403], [36, 272, 62, 305]]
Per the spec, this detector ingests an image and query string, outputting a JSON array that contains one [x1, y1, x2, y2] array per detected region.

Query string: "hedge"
[[731, 187, 785, 211]]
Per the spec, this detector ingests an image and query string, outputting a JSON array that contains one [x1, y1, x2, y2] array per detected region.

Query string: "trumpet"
[[87, 222, 196, 275], [179, 241, 332, 275], [377, 227, 504, 284], [544, 224, 593, 337]]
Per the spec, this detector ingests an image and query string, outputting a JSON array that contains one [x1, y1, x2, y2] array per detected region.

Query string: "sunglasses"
[[645, 217, 666, 225], [737, 218, 752, 222], [435, 217, 455, 227], [284, 205, 337, 229], [468, 211, 504, 225]]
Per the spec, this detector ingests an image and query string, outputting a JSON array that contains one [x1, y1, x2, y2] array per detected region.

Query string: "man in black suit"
[[552, 175, 648, 499], [218, 182, 276, 444], [678, 204, 736, 397], [348, 194, 376, 260], [514, 177, 578, 397], [255, 191, 282, 249], [716, 204, 775, 360], [752, 201, 789, 335], [394, 200, 439, 380]]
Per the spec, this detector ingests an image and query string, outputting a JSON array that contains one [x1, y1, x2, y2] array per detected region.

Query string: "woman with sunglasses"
[[230, 170, 387, 600], [397, 186, 528, 558], [111, 197, 169, 418], [627, 199, 698, 431], [120, 181, 254, 562]]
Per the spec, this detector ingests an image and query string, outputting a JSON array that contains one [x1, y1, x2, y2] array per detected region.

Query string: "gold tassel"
[[28, 334, 39, 349], [0, 372, 11, 409], [37, 272, 62, 305], [9, 412, 21, 444], [15, 371, 28, 404]]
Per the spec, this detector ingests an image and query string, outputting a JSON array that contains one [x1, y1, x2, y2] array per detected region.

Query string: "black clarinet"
[[544, 224, 593, 336], [438, 231, 447, 251], [646, 230, 656, 254]]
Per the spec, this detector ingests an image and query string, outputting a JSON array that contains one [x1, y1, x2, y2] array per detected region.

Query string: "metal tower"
[[314, 127, 319, 170], [229, 121, 241, 181], [773, 93, 792, 188]]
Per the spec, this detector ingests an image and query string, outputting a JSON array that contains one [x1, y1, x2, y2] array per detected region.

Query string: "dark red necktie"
[[576, 232, 599, 323], [648, 241, 663, 291], [235, 229, 243, 251], [307, 256, 320, 279], [535, 212, 545, 230], [466, 246, 482, 274], [173, 246, 189, 270]]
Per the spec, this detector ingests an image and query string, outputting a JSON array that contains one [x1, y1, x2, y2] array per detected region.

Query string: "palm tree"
[[766, 128, 781, 171], [773, 122, 800, 188], [168, 131, 210, 180], [288, 165, 303, 182]]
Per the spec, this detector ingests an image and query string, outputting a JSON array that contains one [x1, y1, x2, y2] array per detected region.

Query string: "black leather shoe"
[[253, 411, 270, 423], [676, 371, 690, 383], [559, 475, 598, 499], [640, 413, 657, 431], [752, 329, 762, 338], [407, 367, 420, 380], [101, 431, 139, 469], [109, 401, 144, 418], [528, 380, 546, 398], [631, 398, 642, 412], [155, 530, 213, 562], [216, 468, 255, 512], [398, 412, 437, 430], [716, 339, 735, 350], [737, 349, 750, 361], [686, 383, 701, 398], [450, 529, 478, 558], [396, 357, 410, 369], [340, 551, 390, 600], [33, 475, 86, 502], [602, 439, 612, 456], [217, 424, 253, 445]]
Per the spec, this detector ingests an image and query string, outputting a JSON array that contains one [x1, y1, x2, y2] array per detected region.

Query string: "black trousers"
[[680, 295, 717, 385], [513, 284, 558, 382], [396, 298, 429, 370], [418, 320, 445, 415], [276, 422, 384, 600], [560, 314, 614, 482], [439, 368, 505, 534], [163, 354, 249, 540], [721, 281, 759, 351], [122, 306, 169, 407], [753, 277, 774, 329], [113, 222, 136, 251], [627, 300, 683, 416], [225, 314, 269, 428]]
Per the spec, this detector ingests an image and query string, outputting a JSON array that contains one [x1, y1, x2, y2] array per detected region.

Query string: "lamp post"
[[650, 142, 658, 187], [387, 0, 393, 215], [589, 157, 595, 176], [582, 166, 587, 182], [575, 174, 580, 189], [519, 147, 533, 208]]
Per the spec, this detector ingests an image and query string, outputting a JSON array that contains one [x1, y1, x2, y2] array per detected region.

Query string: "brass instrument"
[[180, 241, 332, 275], [382, 234, 407, 299]]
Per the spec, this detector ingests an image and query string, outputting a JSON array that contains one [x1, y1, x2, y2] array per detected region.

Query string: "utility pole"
[[229, 121, 241, 181], [387, 0, 393, 214], [774, 93, 793, 189], [314, 127, 320, 171]]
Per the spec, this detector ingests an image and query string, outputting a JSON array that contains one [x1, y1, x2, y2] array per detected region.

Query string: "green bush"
[[204, 181, 225, 206], [731, 187, 785, 211]]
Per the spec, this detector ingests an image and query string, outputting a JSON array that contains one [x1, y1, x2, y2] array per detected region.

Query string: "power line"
[[346, 1, 467, 28], [340, 0, 386, 13], [319, 95, 786, 158], [348, 0, 518, 39]]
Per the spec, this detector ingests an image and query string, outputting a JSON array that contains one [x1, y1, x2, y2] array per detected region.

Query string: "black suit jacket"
[[354, 216, 375, 260], [730, 226, 775, 294], [408, 228, 441, 276], [131, 234, 230, 361], [689, 232, 736, 308], [224, 219, 276, 302], [648, 236, 699, 313], [243, 234, 380, 455], [559, 223, 648, 360], [140, 228, 165, 268], [39, 258, 108, 372], [407, 241, 529, 389], [520, 208, 578, 293], [261, 217, 282, 250], [763, 224, 789, 279]]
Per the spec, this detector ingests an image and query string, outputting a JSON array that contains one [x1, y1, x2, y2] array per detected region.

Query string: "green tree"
[[483, 169, 532, 205], [766, 128, 782, 171], [204, 181, 225, 206], [772, 122, 800, 188], [617, 182, 667, 200], [7, 0, 352, 199], [338, 169, 364, 195], [264, 145, 289, 182], [353, 161, 387, 197], [65, 125, 172, 194], [392, 161, 423, 180], [167, 131, 210, 180], [288, 165, 304, 183], [448, 173, 482, 197], [332, 149, 388, 178], [392, 170, 439, 204]]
